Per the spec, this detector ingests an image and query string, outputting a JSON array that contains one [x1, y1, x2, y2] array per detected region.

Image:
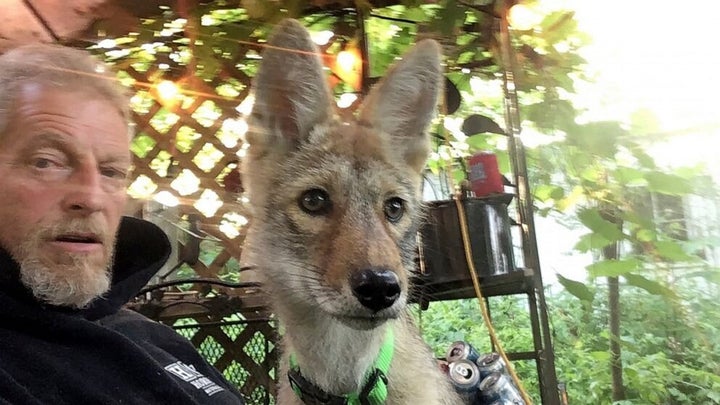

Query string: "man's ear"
[[357, 39, 443, 172], [247, 19, 334, 150]]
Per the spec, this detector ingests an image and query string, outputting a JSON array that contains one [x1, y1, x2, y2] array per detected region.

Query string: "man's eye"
[[31, 157, 61, 169], [101, 167, 127, 179]]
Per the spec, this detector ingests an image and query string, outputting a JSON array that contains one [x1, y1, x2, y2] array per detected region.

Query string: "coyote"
[[242, 19, 461, 405]]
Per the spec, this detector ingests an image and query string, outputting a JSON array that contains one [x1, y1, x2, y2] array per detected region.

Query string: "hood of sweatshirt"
[[0, 216, 171, 320]]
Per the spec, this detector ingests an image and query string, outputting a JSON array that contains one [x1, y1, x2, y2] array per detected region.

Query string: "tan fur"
[[242, 19, 461, 404]]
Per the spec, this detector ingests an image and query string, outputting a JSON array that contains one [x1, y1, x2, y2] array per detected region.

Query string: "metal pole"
[[497, 2, 561, 403]]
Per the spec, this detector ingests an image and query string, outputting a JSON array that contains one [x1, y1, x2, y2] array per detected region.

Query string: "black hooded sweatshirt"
[[0, 216, 245, 404]]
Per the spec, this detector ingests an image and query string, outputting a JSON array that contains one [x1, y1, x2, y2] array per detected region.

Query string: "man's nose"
[[62, 164, 105, 214]]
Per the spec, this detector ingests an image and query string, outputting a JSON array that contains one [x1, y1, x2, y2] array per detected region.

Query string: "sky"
[[531, 0, 720, 283], [567, 0, 719, 133]]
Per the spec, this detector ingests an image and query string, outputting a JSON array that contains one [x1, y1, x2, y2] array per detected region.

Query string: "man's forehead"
[[1, 85, 131, 151]]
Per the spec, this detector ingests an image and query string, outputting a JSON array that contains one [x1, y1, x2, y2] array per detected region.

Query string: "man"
[[0, 43, 245, 404]]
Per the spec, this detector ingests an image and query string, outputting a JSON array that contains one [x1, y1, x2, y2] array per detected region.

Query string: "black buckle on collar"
[[358, 369, 388, 405], [288, 369, 348, 405]]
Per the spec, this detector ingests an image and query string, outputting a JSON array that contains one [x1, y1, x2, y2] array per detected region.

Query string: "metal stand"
[[415, 2, 561, 402], [497, 1, 561, 402]]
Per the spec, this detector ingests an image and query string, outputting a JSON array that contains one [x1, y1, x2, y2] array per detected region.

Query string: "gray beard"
[[10, 217, 116, 309], [19, 254, 111, 309]]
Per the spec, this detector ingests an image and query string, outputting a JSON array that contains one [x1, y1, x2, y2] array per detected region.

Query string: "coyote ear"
[[358, 39, 443, 172], [248, 19, 333, 148]]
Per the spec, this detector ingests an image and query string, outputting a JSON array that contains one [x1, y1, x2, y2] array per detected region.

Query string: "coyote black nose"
[[350, 268, 401, 312]]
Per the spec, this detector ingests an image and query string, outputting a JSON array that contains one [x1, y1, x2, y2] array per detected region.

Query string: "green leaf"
[[556, 186, 584, 212], [588, 350, 611, 362], [495, 152, 511, 175], [625, 142, 657, 168], [613, 167, 646, 186], [550, 187, 565, 200], [452, 167, 466, 184], [566, 121, 626, 158], [635, 229, 656, 242], [436, 0, 464, 36], [556, 274, 594, 302], [427, 158, 441, 174], [587, 258, 641, 278], [222, 21, 259, 44], [623, 273, 677, 298], [630, 108, 661, 135], [534, 184, 561, 202], [653, 240, 694, 262], [577, 208, 623, 242], [403, 7, 432, 23], [540, 11, 577, 44], [525, 99, 577, 132], [645, 172, 693, 196], [465, 134, 492, 151], [574, 233, 613, 252], [668, 387, 689, 402], [579, 165, 602, 183]]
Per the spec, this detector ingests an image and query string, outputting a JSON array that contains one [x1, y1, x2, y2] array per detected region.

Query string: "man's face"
[[0, 83, 131, 308]]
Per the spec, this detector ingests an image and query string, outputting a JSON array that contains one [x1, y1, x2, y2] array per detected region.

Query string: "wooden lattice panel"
[[170, 311, 278, 404], [120, 54, 256, 282]]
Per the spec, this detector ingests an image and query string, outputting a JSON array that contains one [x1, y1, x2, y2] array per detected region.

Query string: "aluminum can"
[[446, 340, 481, 364], [448, 359, 482, 405], [478, 372, 525, 405], [476, 352, 507, 380]]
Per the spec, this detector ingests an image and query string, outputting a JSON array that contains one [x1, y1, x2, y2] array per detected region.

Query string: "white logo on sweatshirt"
[[164, 361, 225, 396]]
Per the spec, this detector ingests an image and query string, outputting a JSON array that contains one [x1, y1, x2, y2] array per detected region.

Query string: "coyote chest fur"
[[242, 19, 462, 405]]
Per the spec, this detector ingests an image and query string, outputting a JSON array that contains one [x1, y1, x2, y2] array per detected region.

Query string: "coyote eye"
[[384, 197, 405, 222], [299, 188, 332, 215]]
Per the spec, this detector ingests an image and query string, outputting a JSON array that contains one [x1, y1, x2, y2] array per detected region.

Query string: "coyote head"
[[243, 19, 442, 330]]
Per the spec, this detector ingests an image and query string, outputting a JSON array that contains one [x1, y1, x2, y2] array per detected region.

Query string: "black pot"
[[418, 195, 516, 287]]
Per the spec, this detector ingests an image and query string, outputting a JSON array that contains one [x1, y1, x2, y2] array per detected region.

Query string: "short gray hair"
[[0, 43, 130, 138]]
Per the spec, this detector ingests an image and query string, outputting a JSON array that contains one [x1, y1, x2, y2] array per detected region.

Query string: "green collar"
[[288, 327, 394, 405]]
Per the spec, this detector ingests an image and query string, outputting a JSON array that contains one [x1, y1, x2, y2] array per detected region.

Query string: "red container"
[[468, 152, 503, 197]]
